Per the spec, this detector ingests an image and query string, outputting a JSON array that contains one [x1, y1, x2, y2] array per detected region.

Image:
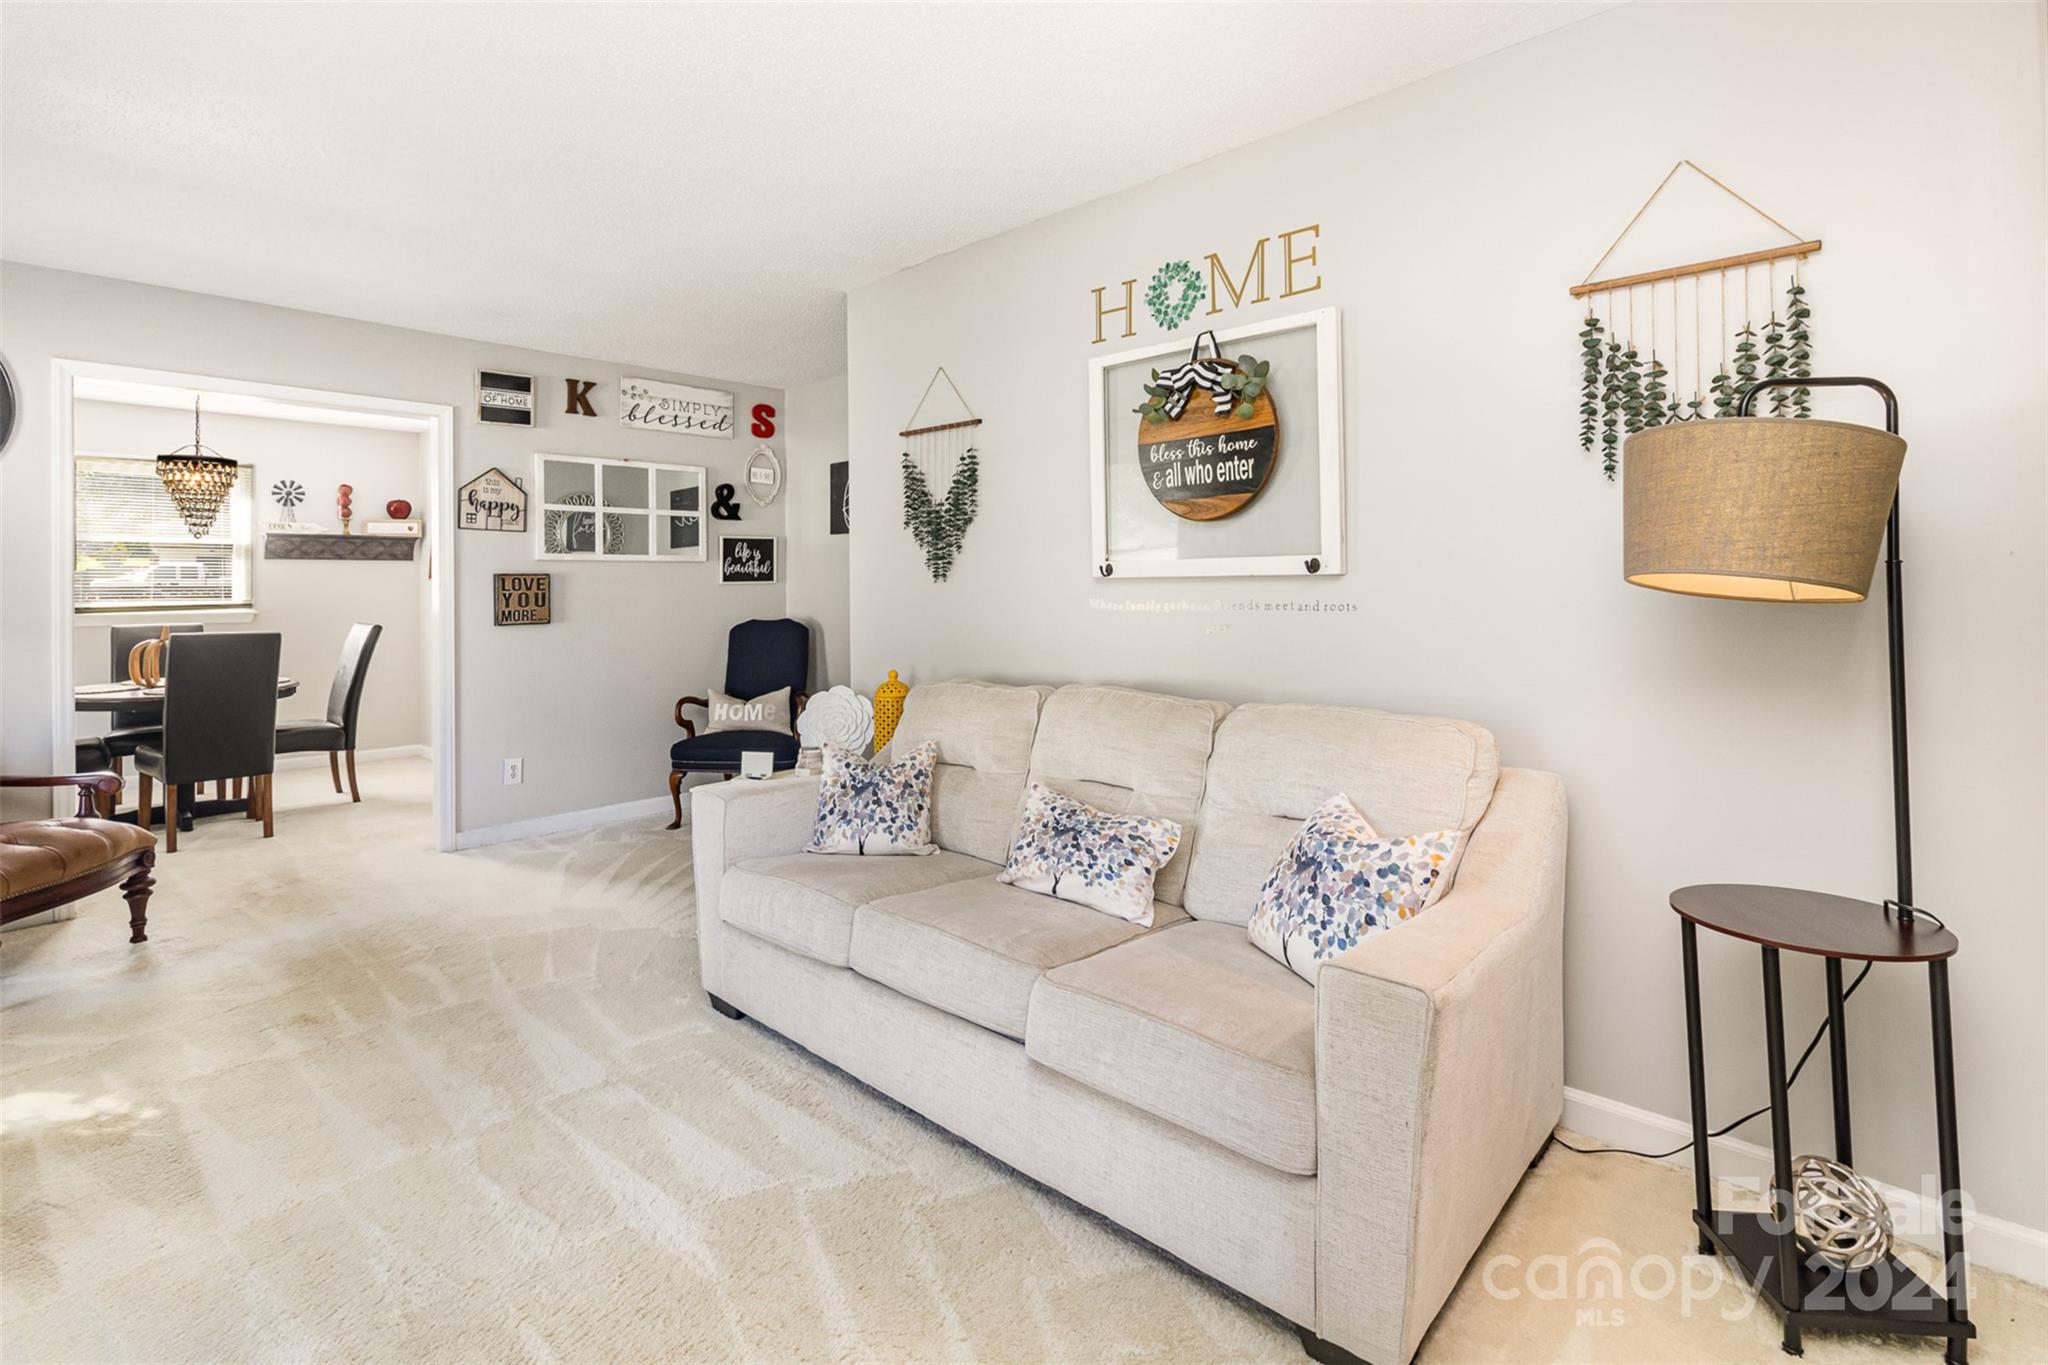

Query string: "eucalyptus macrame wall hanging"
[[899, 367, 981, 582], [1573, 160, 1821, 480]]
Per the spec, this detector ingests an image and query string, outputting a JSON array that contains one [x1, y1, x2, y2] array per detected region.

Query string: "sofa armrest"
[[689, 774, 820, 998], [1311, 767, 1568, 1365]]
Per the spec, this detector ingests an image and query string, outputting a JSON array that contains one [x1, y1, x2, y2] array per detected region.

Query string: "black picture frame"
[[719, 535, 777, 585], [829, 461, 849, 535], [477, 370, 535, 427]]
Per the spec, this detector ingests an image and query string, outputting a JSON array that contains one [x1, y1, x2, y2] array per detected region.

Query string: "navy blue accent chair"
[[667, 619, 809, 829]]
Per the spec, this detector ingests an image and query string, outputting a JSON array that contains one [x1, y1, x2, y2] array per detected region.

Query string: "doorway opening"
[[47, 361, 457, 851]]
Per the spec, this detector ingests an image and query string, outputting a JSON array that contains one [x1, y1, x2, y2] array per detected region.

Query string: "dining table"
[[74, 676, 299, 830]]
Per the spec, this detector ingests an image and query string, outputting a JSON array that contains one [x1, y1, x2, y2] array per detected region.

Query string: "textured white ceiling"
[[2, 2, 1608, 388]]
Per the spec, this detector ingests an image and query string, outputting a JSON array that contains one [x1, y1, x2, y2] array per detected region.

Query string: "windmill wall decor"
[[899, 367, 981, 582], [1572, 161, 1820, 480]]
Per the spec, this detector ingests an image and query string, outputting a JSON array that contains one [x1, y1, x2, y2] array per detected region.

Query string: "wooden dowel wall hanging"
[[899, 367, 982, 581], [1573, 160, 1820, 480]]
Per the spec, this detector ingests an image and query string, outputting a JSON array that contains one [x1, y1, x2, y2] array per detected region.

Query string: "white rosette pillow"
[[997, 782, 1182, 926], [796, 685, 875, 754], [805, 740, 938, 856], [1247, 794, 1463, 985]]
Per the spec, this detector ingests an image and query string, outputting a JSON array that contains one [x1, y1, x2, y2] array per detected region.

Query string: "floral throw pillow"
[[806, 741, 938, 856], [1246, 794, 1463, 985], [997, 782, 1183, 926]]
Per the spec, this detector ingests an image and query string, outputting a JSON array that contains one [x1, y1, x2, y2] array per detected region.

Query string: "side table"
[[1673, 884, 1971, 1361]]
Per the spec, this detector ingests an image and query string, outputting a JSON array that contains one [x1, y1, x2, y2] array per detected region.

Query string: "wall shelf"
[[263, 532, 416, 562]]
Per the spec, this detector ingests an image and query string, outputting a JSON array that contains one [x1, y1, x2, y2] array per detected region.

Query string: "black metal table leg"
[[1681, 919, 1714, 1253], [1825, 957, 1853, 1165], [1761, 947, 1802, 1356], [1929, 959, 1970, 1363]]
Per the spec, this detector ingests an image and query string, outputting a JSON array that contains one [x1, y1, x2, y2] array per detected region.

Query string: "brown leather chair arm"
[[2, 772, 123, 817], [674, 696, 708, 738]]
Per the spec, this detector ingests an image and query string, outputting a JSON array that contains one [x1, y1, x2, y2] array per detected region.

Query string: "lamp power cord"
[[1554, 905, 1942, 1161]]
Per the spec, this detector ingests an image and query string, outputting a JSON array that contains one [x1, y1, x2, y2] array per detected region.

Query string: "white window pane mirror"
[[537, 454, 704, 561]]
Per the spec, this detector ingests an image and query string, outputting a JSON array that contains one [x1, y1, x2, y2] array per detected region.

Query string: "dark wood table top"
[[73, 677, 299, 713], [1671, 883, 1958, 962]]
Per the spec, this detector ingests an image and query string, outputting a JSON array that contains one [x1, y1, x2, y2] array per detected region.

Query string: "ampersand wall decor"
[[710, 483, 742, 520]]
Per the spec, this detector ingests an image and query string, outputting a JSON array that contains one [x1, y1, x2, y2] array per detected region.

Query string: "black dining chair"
[[276, 622, 382, 803], [104, 623, 204, 778], [666, 618, 809, 830], [135, 633, 281, 852]]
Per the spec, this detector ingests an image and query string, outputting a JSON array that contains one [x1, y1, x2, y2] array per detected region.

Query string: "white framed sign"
[[619, 377, 735, 438], [476, 370, 534, 427], [1088, 306, 1344, 579], [533, 453, 706, 560]]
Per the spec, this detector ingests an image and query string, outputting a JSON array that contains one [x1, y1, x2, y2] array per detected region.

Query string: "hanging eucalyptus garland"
[[1579, 313, 1602, 452], [1570, 275, 1821, 479], [1786, 278, 1813, 417], [902, 446, 979, 582]]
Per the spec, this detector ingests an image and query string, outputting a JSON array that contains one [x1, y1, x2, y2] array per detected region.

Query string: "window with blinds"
[[74, 454, 255, 611]]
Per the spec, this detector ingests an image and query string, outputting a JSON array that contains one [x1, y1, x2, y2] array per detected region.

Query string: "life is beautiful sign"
[[719, 535, 777, 584], [620, 378, 735, 437]]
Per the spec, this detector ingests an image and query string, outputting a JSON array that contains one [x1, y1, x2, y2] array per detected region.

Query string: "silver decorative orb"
[[1793, 1154, 1893, 1271]]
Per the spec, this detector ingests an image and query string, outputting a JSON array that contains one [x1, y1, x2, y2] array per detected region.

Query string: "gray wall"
[[1, 262, 785, 834], [72, 401, 430, 753], [784, 373, 851, 691], [846, 4, 2047, 1228]]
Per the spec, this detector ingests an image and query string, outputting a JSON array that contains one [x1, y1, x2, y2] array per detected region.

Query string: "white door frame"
[[48, 359, 459, 851]]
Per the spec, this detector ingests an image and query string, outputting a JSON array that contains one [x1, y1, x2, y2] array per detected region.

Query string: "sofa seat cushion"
[[850, 876, 1186, 1041], [1025, 919, 1317, 1175], [721, 850, 996, 967]]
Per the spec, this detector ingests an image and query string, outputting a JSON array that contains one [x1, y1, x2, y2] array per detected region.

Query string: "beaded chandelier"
[[156, 398, 238, 538]]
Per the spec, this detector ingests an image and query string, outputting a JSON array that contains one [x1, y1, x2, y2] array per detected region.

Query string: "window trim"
[[73, 450, 257, 614]]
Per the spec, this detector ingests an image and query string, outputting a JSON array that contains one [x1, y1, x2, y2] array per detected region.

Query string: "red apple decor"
[[338, 483, 353, 535], [386, 499, 412, 519]]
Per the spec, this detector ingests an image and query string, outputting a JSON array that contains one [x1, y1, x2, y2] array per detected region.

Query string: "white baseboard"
[[273, 744, 428, 771], [1562, 1086, 2048, 1287], [453, 794, 674, 850]]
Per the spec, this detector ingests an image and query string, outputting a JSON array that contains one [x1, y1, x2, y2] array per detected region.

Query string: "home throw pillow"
[[806, 740, 938, 856], [706, 686, 793, 736], [997, 782, 1183, 926], [1246, 794, 1463, 985]]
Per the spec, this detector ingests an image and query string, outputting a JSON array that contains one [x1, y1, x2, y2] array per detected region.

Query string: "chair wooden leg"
[[666, 770, 685, 831], [261, 774, 274, 838], [122, 855, 156, 944], [233, 776, 243, 800], [345, 750, 360, 803], [214, 778, 225, 799], [329, 750, 342, 793], [137, 774, 153, 831], [163, 784, 178, 854], [247, 776, 260, 819], [113, 754, 124, 781]]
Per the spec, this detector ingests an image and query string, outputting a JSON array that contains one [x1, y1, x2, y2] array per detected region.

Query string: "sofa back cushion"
[[1025, 685, 1229, 908], [1183, 703, 1500, 925], [882, 679, 1051, 864]]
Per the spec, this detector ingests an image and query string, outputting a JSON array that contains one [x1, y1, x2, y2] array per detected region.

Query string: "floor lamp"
[[1623, 379, 1973, 1362]]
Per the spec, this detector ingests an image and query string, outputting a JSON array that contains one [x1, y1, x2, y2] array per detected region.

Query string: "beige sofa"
[[691, 680, 1567, 1365]]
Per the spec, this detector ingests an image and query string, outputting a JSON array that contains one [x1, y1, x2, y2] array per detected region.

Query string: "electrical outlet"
[[503, 758, 523, 785]]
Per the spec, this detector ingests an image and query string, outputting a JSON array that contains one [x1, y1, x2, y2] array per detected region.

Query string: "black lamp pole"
[[1737, 376, 1914, 922]]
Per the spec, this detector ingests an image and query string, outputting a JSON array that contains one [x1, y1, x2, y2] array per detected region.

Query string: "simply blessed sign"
[[620, 378, 736, 437]]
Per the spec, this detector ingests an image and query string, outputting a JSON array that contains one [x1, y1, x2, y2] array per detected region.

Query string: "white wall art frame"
[[1087, 305, 1344, 579], [619, 376, 735, 437], [533, 452, 706, 561]]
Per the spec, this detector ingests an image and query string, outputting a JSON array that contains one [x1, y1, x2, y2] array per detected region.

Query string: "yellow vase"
[[873, 669, 908, 751]]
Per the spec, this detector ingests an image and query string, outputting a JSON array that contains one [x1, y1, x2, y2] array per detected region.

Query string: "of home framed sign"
[[1087, 306, 1344, 579]]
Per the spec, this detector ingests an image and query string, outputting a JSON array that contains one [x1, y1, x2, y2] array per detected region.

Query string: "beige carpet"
[[3, 758, 2042, 1363]]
